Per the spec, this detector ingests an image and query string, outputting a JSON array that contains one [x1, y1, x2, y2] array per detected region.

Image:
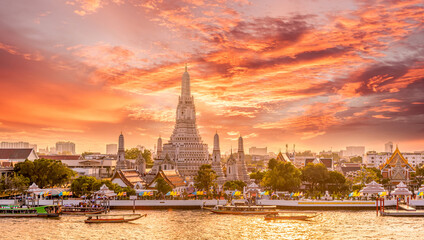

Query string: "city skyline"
[[0, 0, 423, 153]]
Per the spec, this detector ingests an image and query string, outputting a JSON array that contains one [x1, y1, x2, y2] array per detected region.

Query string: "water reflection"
[[0, 210, 421, 239]]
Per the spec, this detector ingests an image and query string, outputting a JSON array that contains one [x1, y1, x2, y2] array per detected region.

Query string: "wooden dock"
[[380, 210, 424, 217], [398, 204, 416, 211]]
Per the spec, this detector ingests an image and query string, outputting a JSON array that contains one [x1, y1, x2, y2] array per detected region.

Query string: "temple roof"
[[147, 169, 186, 189], [111, 169, 145, 188], [227, 154, 236, 164], [0, 148, 36, 160], [380, 147, 414, 171], [276, 152, 291, 162]]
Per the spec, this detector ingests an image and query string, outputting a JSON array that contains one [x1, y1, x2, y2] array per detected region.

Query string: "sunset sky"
[[0, 0, 423, 154]]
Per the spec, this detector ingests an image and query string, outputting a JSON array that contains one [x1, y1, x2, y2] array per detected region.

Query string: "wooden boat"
[[207, 201, 278, 215], [264, 211, 320, 221], [85, 213, 146, 223], [0, 205, 61, 218], [62, 206, 105, 215]]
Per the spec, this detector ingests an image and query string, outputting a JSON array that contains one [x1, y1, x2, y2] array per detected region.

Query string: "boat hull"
[[264, 215, 311, 220], [210, 209, 278, 215], [84, 214, 145, 223], [62, 210, 104, 215], [0, 213, 60, 218]]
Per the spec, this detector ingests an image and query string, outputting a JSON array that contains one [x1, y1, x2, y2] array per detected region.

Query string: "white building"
[[1, 142, 30, 148], [106, 144, 117, 154], [152, 66, 209, 179], [55, 141, 76, 155], [249, 147, 267, 155], [340, 146, 365, 157], [365, 150, 424, 168]]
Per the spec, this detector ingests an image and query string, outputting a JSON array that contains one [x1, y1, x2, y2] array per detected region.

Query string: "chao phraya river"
[[0, 209, 421, 239]]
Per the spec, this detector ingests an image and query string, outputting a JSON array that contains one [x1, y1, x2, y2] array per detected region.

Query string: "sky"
[[0, 0, 423, 154]]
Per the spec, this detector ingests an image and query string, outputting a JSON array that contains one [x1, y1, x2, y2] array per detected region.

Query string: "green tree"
[[301, 163, 329, 192], [155, 178, 172, 195], [71, 177, 123, 197], [0, 174, 30, 194], [71, 176, 98, 197], [412, 165, 424, 186], [262, 162, 302, 191], [14, 159, 76, 188], [268, 158, 278, 170], [353, 167, 379, 186], [327, 171, 348, 193], [125, 148, 142, 159], [123, 186, 136, 196], [194, 164, 217, 191], [223, 180, 247, 191], [250, 170, 266, 184]]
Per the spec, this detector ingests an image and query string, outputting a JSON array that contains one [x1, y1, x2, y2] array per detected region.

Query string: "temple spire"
[[181, 64, 190, 97]]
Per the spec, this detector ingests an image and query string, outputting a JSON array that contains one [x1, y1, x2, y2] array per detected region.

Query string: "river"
[[0, 209, 421, 239]]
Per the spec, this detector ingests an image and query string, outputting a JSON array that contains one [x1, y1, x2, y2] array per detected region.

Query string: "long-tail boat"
[[0, 205, 61, 218], [84, 213, 146, 223], [206, 201, 278, 215], [264, 211, 320, 220]]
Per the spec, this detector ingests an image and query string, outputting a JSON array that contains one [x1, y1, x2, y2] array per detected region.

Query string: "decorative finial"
[[185, 63, 187, 72]]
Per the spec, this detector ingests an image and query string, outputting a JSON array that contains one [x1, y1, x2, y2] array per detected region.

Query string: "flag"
[[166, 191, 171, 196], [264, 191, 269, 196]]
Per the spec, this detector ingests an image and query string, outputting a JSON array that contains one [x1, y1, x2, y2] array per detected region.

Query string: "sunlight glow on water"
[[0, 210, 422, 239]]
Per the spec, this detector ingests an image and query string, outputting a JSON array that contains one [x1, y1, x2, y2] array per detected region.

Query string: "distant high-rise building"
[[29, 144, 37, 152], [385, 142, 393, 153], [249, 147, 268, 156], [1, 141, 30, 148], [106, 144, 118, 154], [55, 141, 76, 155], [340, 146, 365, 157]]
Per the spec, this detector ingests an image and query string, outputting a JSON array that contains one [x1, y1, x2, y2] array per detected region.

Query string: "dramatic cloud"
[[0, 0, 423, 152]]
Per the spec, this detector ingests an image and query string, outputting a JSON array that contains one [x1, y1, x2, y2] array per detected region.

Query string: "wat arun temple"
[[147, 66, 249, 184]]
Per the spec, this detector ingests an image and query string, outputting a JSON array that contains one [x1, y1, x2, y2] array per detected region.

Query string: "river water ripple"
[[0, 210, 421, 239]]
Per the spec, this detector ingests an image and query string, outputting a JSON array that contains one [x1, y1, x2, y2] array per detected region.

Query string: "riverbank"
[[2, 199, 420, 210]]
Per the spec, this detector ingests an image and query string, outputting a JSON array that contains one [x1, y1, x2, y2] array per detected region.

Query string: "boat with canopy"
[[62, 206, 106, 215], [206, 200, 277, 215], [0, 205, 61, 218]]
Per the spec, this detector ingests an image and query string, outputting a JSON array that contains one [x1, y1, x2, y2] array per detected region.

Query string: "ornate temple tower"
[[157, 65, 209, 178], [226, 149, 238, 181], [136, 153, 146, 175], [116, 132, 127, 170], [237, 136, 250, 183], [211, 132, 226, 185], [157, 137, 163, 157]]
